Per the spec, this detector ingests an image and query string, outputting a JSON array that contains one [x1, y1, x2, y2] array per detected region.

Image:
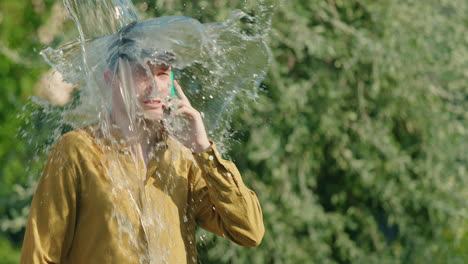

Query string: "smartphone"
[[170, 71, 175, 97], [164, 71, 176, 118]]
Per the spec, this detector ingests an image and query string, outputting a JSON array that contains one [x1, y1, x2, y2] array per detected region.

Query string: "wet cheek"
[[157, 80, 171, 97], [133, 84, 145, 97]]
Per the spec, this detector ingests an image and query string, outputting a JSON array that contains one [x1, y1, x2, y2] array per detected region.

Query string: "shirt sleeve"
[[20, 134, 80, 264], [189, 142, 264, 247]]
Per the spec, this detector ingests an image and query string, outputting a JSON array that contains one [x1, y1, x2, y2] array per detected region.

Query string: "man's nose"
[[146, 80, 160, 97]]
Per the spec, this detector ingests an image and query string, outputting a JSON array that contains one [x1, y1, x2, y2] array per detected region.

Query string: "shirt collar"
[[85, 122, 169, 152]]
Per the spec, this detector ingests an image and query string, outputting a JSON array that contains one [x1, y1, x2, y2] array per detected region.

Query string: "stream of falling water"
[[31, 0, 274, 262]]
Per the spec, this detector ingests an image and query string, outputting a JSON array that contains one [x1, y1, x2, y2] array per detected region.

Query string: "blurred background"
[[0, 0, 467, 263]]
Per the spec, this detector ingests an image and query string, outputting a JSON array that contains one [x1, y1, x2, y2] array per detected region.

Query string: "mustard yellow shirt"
[[20, 126, 264, 263]]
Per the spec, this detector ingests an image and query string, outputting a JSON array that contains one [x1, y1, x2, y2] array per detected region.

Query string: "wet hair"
[[106, 21, 175, 73]]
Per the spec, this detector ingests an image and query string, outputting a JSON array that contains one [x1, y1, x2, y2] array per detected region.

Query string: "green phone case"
[[170, 71, 175, 96]]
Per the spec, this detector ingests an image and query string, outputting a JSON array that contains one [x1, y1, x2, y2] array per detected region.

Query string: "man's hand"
[[167, 80, 211, 154]]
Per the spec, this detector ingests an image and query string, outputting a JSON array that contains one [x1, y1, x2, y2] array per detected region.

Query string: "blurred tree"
[[224, 1, 468, 263], [0, 0, 466, 263], [0, 0, 54, 251]]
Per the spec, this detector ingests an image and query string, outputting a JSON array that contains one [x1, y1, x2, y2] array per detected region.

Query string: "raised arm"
[[189, 143, 264, 246]]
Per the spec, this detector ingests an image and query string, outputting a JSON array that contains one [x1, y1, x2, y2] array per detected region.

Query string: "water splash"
[[41, 10, 271, 136], [31, 0, 274, 262]]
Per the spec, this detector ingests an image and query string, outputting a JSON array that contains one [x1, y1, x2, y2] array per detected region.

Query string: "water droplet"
[[208, 155, 214, 161]]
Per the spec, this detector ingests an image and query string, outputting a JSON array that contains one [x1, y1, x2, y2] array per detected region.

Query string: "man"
[[21, 20, 264, 263]]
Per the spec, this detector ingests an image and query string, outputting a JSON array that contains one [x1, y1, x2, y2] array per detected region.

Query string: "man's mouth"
[[143, 99, 165, 109]]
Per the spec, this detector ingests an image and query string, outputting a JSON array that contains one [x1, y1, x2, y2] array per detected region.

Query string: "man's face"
[[126, 61, 172, 120]]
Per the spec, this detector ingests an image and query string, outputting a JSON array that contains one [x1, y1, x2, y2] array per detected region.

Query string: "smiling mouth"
[[143, 99, 166, 109]]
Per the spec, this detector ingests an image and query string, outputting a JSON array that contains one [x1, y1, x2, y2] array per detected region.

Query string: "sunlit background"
[[0, 0, 467, 263]]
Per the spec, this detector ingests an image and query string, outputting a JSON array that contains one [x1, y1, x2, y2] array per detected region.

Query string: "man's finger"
[[170, 106, 195, 119], [174, 80, 190, 105], [174, 100, 191, 109]]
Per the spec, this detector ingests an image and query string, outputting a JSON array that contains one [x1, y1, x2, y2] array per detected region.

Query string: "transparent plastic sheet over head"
[[36, 0, 274, 262]]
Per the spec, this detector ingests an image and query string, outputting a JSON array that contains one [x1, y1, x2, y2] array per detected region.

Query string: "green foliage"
[[226, 1, 467, 263], [0, 0, 55, 245], [0, 235, 21, 264], [0, 0, 466, 263]]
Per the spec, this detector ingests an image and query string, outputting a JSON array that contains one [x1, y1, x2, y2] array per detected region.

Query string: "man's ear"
[[103, 69, 114, 85]]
